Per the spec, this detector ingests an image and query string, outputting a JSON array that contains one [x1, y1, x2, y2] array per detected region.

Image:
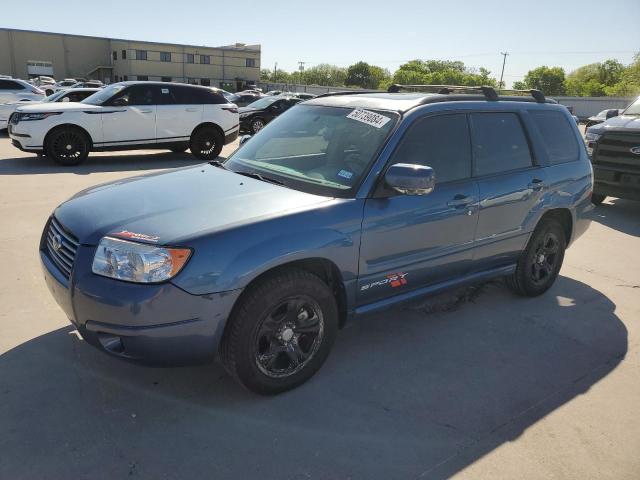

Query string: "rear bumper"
[[593, 164, 640, 201], [40, 244, 242, 365]]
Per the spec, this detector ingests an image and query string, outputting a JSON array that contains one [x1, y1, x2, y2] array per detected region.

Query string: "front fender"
[[172, 199, 365, 296]]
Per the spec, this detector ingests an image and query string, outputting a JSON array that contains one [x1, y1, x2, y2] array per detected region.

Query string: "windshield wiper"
[[209, 160, 229, 170], [234, 170, 286, 186]]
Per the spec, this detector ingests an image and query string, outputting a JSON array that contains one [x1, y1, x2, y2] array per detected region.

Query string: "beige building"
[[0, 28, 261, 91]]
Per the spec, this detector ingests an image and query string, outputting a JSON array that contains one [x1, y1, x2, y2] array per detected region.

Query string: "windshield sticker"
[[346, 108, 391, 129], [161, 88, 169, 94], [111, 230, 160, 243], [337, 169, 354, 180]]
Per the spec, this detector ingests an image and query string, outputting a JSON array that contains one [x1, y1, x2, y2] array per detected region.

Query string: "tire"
[[189, 126, 223, 160], [250, 118, 266, 134], [221, 268, 339, 395], [169, 145, 188, 153], [45, 89, 54, 96], [506, 218, 566, 297], [45, 127, 90, 166], [591, 193, 606, 205]]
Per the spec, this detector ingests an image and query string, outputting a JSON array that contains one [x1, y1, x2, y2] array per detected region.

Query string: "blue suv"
[[40, 85, 593, 394]]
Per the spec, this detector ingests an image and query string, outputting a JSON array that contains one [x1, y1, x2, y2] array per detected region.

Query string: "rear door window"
[[529, 110, 579, 164], [470, 112, 533, 176], [389, 114, 472, 183]]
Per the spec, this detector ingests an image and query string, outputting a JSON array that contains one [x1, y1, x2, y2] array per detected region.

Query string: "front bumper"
[[40, 240, 242, 365], [593, 164, 640, 201], [8, 121, 44, 152]]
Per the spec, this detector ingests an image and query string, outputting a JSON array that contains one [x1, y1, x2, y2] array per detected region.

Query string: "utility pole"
[[274, 62, 278, 83], [499, 51, 509, 89], [298, 61, 306, 72]]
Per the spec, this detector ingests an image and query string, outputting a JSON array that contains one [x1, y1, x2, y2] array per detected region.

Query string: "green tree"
[[391, 59, 497, 87], [345, 61, 390, 89], [518, 66, 566, 95], [299, 64, 346, 87]]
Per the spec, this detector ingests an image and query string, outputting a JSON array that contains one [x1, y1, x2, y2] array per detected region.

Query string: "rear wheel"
[[221, 268, 338, 395], [591, 193, 606, 205], [507, 219, 566, 297], [45, 127, 90, 166], [189, 126, 223, 160]]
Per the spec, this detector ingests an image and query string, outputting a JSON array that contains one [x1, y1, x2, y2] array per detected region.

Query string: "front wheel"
[[507, 219, 566, 297], [250, 118, 265, 134], [189, 126, 223, 160], [45, 127, 90, 166], [221, 269, 338, 395]]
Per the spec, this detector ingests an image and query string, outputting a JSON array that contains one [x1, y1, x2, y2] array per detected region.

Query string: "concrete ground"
[[0, 131, 639, 480]]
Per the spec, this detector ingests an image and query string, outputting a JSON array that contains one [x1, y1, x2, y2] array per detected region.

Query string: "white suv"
[[8, 81, 240, 165], [0, 78, 46, 103]]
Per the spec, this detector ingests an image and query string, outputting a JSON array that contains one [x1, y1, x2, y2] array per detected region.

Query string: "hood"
[[54, 164, 333, 245], [589, 114, 640, 134], [1, 99, 42, 107], [16, 102, 101, 113]]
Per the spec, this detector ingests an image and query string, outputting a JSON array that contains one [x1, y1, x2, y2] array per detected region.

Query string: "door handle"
[[139, 110, 152, 114], [447, 195, 473, 208], [185, 107, 199, 112], [528, 178, 545, 191]]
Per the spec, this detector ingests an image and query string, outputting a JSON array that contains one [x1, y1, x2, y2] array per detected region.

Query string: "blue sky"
[[3, 0, 639, 85]]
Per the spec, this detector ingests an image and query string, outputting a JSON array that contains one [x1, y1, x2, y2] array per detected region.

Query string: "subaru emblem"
[[630, 146, 640, 155], [52, 234, 63, 252]]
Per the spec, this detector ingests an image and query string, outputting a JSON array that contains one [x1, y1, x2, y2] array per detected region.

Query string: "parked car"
[[39, 85, 593, 394], [42, 79, 80, 96], [228, 92, 263, 107], [290, 92, 316, 100], [0, 88, 99, 130], [585, 96, 640, 204], [8, 81, 239, 165], [0, 78, 45, 103], [239, 96, 302, 133], [584, 108, 623, 129], [265, 90, 282, 96], [71, 81, 104, 89], [32, 76, 56, 87]]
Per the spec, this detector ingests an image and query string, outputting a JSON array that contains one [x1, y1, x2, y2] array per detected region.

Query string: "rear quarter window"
[[529, 110, 580, 165]]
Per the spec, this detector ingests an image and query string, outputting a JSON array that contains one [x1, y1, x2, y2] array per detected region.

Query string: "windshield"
[[43, 90, 68, 103], [623, 98, 640, 115], [81, 84, 125, 105], [246, 97, 279, 109], [225, 104, 398, 197]]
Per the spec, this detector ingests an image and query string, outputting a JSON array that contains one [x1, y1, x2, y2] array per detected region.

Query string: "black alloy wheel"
[[46, 127, 90, 166], [254, 296, 325, 378], [190, 126, 223, 160]]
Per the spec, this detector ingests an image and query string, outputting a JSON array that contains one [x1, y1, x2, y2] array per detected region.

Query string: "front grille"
[[594, 132, 640, 172], [45, 217, 79, 279]]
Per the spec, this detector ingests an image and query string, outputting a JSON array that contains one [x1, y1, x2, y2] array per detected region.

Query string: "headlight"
[[584, 132, 601, 142], [20, 112, 62, 121], [92, 237, 192, 283]]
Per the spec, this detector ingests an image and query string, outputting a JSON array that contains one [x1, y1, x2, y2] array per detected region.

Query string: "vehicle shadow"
[[0, 277, 627, 479], [590, 198, 640, 237]]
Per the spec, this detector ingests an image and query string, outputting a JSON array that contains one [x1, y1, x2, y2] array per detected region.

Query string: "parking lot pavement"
[[0, 132, 639, 479]]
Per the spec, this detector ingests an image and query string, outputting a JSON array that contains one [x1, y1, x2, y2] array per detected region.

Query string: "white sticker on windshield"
[[346, 108, 391, 129]]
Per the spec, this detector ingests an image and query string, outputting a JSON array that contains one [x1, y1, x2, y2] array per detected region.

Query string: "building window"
[[187, 77, 198, 84], [123, 75, 128, 81], [186, 53, 194, 64], [160, 52, 171, 62], [112, 51, 117, 61], [122, 49, 127, 60], [200, 55, 210, 64], [137, 75, 148, 81], [200, 78, 210, 86], [161, 76, 172, 82], [136, 50, 147, 61], [246, 58, 256, 68]]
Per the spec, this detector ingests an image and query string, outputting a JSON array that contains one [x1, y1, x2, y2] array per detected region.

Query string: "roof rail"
[[314, 90, 381, 98], [496, 88, 546, 103], [387, 84, 547, 103], [387, 83, 499, 101]]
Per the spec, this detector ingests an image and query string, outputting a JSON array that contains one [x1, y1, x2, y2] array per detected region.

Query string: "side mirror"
[[606, 109, 619, 119], [385, 163, 435, 196], [239, 135, 252, 146]]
